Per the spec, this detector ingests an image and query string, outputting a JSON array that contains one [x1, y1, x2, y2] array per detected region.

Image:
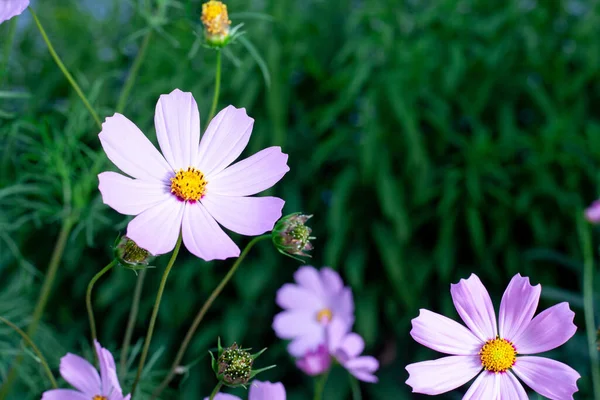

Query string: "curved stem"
[[151, 235, 270, 399], [120, 269, 148, 376], [209, 381, 223, 400], [131, 234, 183, 398], [313, 369, 330, 400], [0, 317, 57, 389], [86, 260, 117, 347], [578, 215, 600, 399], [116, 31, 153, 113], [29, 7, 102, 129], [206, 50, 222, 127]]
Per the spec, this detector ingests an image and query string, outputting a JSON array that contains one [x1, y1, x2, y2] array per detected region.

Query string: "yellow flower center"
[[170, 167, 207, 202], [316, 308, 333, 324], [92, 396, 107, 400], [479, 337, 517, 373], [201, 1, 231, 36]]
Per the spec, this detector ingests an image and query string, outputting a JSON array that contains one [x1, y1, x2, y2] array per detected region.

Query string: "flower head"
[[585, 200, 600, 223], [98, 89, 289, 261], [327, 320, 379, 383], [272, 213, 314, 259], [210, 340, 274, 388], [42, 340, 130, 400], [273, 266, 354, 356], [406, 273, 580, 399], [295, 344, 331, 376], [201, 1, 232, 47], [204, 381, 286, 400], [0, 0, 28, 23]]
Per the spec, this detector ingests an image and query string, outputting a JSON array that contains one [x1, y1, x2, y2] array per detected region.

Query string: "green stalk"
[[578, 215, 600, 399], [116, 31, 153, 113], [349, 374, 362, 400], [1, 18, 17, 86], [150, 235, 270, 399], [86, 260, 117, 348], [209, 382, 223, 400], [120, 269, 148, 376], [206, 50, 222, 126], [131, 234, 183, 398], [313, 369, 330, 400], [0, 317, 57, 390], [29, 7, 102, 129]]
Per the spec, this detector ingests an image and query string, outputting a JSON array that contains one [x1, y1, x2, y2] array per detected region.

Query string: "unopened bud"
[[272, 213, 315, 260], [210, 338, 275, 387], [114, 236, 154, 270]]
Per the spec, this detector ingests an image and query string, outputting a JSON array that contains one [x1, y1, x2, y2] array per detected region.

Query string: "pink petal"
[[98, 172, 170, 216], [203, 394, 242, 400], [500, 372, 528, 399], [248, 381, 286, 400], [287, 332, 326, 357], [296, 345, 332, 376], [451, 274, 497, 342], [196, 106, 254, 176], [99, 114, 172, 182], [405, 356, 482, 395], [59, 354, 101, 395], [201, 194, 284, 235], [154, 89, 200, 170], [0, 0, 28, 23], [331, 287, 354, 322], [511, 302, 577, 354], [294, 266, 325, 297], [41, 390, 89, 400], [498, 274, 541, 341], [345, 356, 379, 382], [276, 284, 324, 310], [181, 203, 240, 261], [585, 200, 600, 223], [126, 197, 184, 256], [94, 340, 121, 395], [326, 318, 351, 354], [410, 309, 483, 356], [207, 147, 289, 196], [339, 333, 365, 359], [320, 268, 344, 293], [272, 309, 320, 338], [512, 356, 580, 399], [463, 372, 499, 399]]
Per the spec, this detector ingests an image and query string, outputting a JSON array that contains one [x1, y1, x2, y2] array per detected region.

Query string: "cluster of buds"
[[114, 236, 154, 271], [201, 1, 243, 48], [210, 339, 274, 387], [272, 213, 315, 260]]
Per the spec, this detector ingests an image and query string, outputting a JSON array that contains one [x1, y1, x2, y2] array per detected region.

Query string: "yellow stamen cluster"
[[201, 1, 231, 36], [93, 396, 108, 400], [316, 308, 333, 324], [170, 167, 207, 202], [479, 337, 517, 373]]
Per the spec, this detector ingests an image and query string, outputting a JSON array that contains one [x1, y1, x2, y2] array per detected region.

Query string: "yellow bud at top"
[[201, 1, 231, 37]]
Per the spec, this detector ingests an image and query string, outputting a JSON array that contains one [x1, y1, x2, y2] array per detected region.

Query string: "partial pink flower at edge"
[[585, 200, 600, 223], [0, 0, 29, 23], [405, 273, 580, 399], [97, 89, 289, 261], [203, 381, 286, 400]]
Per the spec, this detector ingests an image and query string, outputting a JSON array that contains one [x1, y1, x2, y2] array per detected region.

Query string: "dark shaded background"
[[1, 0, 599, 398]]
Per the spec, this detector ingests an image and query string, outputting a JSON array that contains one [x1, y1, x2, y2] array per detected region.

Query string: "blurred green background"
[[1, 0, 600, 398]]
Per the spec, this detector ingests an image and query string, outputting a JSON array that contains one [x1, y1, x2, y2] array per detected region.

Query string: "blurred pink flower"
[[0, 0, 28, 23], [327, 320, 379, 383], [585, 200, 600, 223], [205, 381, 286, 400], [272, 266, 354, 356], [42, 340, 130, 400], [296, 344, 332, 376], [406, 273, 580, 399], [98, 89, 289, 261]]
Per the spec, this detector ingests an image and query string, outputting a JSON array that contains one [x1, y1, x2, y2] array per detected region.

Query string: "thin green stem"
[[1, 18, 17, 87], [131, 234, 183, 398], [29, 7, 102, 129], [120, 269, 148, 376], [116, 31, 153, 113], [150, 235, 270, 399], [313, 369, 330, 400], [578, 215, 600, 399], [209, 382, 223, 400], [86, 260, 117, 348], [348, 374, 362, 400], [206, 50, 222, 126], [0, 317, 57, 389]]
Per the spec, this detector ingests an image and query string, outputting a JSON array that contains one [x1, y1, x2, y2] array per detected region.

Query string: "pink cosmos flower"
[[327, 319, 379, 383], [98, 89, 289, 261], [406, 273, 580, 399], [0, 0, 28, 23], [272, 266, 354, 356], [42, 340, 130, 400], [296, 344, 332, 376], [585, 200, 600, 223], [204, 381, 286, 400]]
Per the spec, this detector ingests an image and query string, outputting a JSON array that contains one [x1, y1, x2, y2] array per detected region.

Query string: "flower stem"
[[348, 374, 362, 400], [120, 269, 148, 376], [313, 369, 330, 400], [209, 382, 223, 400], [206, 50, 222, 126], [578, 214, 600, 399], [116, 30, 153, 114], [0, 317, 57, 389], [150, 235, 270, 399], [86, 260, 117, 348], [131, 234, 183, 398], [29, 7, 102, 129], [1, 18, 17, 86]]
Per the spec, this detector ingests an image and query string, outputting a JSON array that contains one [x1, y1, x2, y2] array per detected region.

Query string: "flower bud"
[[295, 344, 331, 376], [272, 213, 315, 260], [210, 339, 275, 387], [114, 236, 154, 270], [201, 1, 232, 48]]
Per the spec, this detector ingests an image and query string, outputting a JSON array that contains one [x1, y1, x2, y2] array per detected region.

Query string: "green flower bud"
[[114, 236, 154, 271], [210, 338, 275, 388], [272, 213, 315, 260]]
